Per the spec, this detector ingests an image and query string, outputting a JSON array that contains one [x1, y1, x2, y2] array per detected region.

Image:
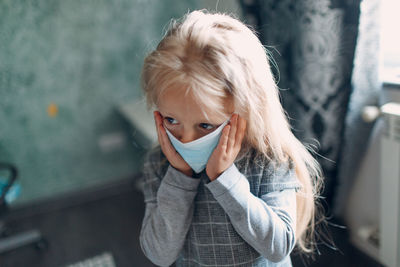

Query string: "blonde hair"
[[141, 10, 325, 254]]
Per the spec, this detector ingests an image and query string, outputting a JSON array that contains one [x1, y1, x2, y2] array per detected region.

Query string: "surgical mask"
[[165, 120, 229, 173]]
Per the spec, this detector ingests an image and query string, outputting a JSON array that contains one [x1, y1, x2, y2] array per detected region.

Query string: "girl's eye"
[[199, 123, 214, 130], [164, 117, 178, 125]]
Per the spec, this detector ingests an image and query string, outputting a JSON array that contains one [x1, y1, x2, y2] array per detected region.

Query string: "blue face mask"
[[165, 120, 229, 173]]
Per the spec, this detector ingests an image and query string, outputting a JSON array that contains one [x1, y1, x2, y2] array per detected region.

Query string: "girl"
[[139, 10, 324, 267]]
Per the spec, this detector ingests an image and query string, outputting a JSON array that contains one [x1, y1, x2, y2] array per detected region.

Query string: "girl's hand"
[[154, 111, 193, 177], [206, 114, 247, 181]]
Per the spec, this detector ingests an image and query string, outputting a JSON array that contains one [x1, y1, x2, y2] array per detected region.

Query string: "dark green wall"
[[0, 0, 197, 205]]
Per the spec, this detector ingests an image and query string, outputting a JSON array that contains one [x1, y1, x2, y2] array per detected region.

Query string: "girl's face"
[[157, 88, 231, 143]]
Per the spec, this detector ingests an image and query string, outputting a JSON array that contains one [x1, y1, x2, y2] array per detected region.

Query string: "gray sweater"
[[139, 147, 302, 267]]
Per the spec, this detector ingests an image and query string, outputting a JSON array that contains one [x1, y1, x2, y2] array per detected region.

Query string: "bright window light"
[[381, 0, 400, 84]]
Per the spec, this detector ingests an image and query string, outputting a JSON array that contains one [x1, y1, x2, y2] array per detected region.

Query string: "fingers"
[[227, 114, 238, 153], [206, 114, 246, 180], [154, 111, 173, 153], [154, 111, 162, 144], [154, 111, 192, 175], [225, 113, 247, 153], [154, 111, 165, 147], [236, 115, 247, 147], [219, 124, 231, 152]]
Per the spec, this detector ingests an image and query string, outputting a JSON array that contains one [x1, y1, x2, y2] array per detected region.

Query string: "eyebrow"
[[158, 111, 177, 119], [161, 113, 222, 125], [158, 108, 228, 125]]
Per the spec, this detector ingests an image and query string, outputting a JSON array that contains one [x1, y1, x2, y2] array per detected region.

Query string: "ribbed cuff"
[[205, 164, 245, 197]]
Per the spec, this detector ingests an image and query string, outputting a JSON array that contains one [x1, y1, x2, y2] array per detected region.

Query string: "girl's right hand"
[[154, 111, 193, 177]]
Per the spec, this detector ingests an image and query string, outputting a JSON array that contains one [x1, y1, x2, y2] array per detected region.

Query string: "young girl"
[[139, 10, 324, 267]]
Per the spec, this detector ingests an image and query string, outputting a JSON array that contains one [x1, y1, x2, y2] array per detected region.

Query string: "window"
[[381, 0, 400, 85]]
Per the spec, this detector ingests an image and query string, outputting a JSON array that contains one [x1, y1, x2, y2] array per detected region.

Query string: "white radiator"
[[380, 102, 400, 267]]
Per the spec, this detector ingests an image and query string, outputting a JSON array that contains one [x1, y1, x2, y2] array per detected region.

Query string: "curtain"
[[334, 0, 381, 217], [240, 0, 361, 212]]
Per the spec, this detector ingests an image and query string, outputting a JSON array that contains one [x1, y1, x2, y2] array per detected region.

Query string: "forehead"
[[157, 87, 231, 122]]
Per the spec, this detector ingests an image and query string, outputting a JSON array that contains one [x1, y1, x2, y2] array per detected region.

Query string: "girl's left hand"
[[206, 114, 247, 181]]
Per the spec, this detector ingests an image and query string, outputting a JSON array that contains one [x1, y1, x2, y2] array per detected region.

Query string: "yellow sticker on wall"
[[47, 103, 58, 117]]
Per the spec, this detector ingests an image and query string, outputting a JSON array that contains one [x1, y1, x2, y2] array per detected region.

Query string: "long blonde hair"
[[141, 10, 325, 254]]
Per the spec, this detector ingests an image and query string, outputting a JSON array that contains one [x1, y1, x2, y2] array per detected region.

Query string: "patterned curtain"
[[240, 0, 361, 212]]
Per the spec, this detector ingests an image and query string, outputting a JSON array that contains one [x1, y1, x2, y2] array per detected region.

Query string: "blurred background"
[[0, 0, 399, 266]]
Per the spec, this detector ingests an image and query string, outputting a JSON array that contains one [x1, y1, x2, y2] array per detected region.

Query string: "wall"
[[0, 0, 199, 206], [344, 84, 400, 259], [199, 0, 242, 16]]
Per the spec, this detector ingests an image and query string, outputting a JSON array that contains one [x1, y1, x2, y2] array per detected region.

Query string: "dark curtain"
[[334, 0, 381, 216], [240, 0, 361, 213]]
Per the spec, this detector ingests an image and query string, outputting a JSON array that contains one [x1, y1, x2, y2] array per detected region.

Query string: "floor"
[[0, 175, 383, 267]]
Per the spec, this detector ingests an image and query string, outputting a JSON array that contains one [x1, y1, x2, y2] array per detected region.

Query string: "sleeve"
[[205, 162, 302, 263], [139, 149, 201, 267]]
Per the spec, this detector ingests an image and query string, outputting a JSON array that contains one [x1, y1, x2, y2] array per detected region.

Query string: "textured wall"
[[0, 0, 196, 205]]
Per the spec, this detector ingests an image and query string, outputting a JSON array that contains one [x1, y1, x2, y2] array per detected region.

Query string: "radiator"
[[380, 102, 400, 267]]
